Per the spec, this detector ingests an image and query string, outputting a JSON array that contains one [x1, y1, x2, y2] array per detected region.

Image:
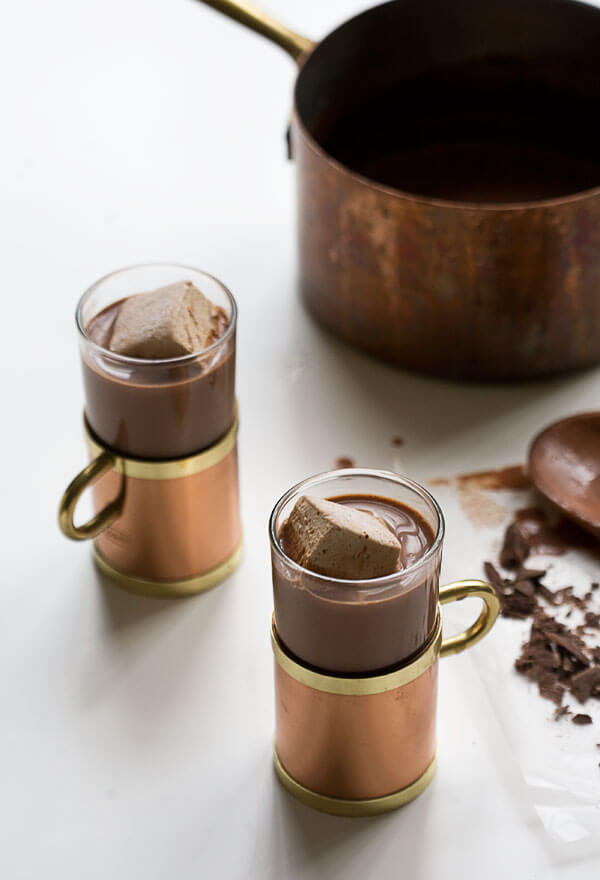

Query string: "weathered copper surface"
[[196, 0, 600, 380], [293, 119, 600, 380]]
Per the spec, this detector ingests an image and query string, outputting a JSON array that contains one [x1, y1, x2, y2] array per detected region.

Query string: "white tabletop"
[[3, 0, 600, 876]]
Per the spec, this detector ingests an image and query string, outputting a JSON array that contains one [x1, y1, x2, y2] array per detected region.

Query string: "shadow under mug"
[[58, 413, 242, 597], [272, 579, 500, 816]]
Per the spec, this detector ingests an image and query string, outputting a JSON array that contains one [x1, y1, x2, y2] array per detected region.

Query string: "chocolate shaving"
[[466, 470, 600, 742], [550, 641, 562, 669], [484, 561, 539, 618], [513, 579, 536, 598], [554, 705, 571, 719], [515, 565, 547, 581], [535, 584, 557, 605], [554, 587, 587, 610], [572, 714, 593, 726], [571, 667, 600, 703], [512, 597, 598, 714], [483, 561, 505, 592], [499, 522, 530, 569], [515, 611, 570, 705], [540, 630, 590, 667]]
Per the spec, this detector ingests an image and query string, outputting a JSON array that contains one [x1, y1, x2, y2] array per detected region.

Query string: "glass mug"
[[271, 469, 447, 673], [58, 264, 241, 597], [270, 470, 499, 815]]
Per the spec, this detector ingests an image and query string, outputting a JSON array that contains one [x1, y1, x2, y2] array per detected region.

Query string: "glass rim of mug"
[[269, 468, 445, 588], [75, 262, 238, 366]]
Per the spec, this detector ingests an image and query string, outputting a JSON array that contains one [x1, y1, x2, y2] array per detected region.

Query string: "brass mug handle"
[[439, 579, 500, 658], [58, 451, 123, 541]]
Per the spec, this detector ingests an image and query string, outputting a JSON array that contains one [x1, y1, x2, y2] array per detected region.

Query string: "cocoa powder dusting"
[[457, 484, 507, 528], [429, 464, 530, 491], [429, 465, 531, 528]]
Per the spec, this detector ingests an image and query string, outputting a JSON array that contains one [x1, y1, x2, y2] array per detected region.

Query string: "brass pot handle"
[[58, 451, 123, 541], [439, 579, 500, 658], [195, 0, 315, 61]]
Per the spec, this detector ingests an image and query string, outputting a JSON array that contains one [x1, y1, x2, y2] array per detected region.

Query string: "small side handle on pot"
[[195, 0, 315, 62], [439, 579, 500, 658], [58, 451, 123, 541]]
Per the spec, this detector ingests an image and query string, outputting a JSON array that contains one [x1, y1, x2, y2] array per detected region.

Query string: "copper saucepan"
[[197, 0, 600, 381]]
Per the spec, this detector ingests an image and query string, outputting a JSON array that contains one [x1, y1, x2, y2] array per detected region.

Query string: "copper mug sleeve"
[[273, 580, 500, 816], [57, 414, 242, 596]]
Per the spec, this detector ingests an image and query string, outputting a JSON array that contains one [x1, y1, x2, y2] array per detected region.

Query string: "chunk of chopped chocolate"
[[484, 561, 506, 593], [474, 473, 600, 746], [505, 592, 537, 619], [539, 673, 566, 706], [549, 641, 562, 669], [513, 579, 536, 598], [534, 583, 557, 605], [334, 456, 355, 469], [541, 630, 590, 667], [554, 586, 587, 610], [572, 714, 593, 726], [515, 565, 547, 581], [571, 667, 600, 703], [499, 522, 530, 568], [515, 613, 567, 705]]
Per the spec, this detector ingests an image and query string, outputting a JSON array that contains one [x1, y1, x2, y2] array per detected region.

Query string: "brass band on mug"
[[272, 580, 499, 816]]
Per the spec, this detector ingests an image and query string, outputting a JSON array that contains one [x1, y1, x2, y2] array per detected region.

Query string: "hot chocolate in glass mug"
[[270, 469, 499, 816], [58, 264, 242, 597]]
